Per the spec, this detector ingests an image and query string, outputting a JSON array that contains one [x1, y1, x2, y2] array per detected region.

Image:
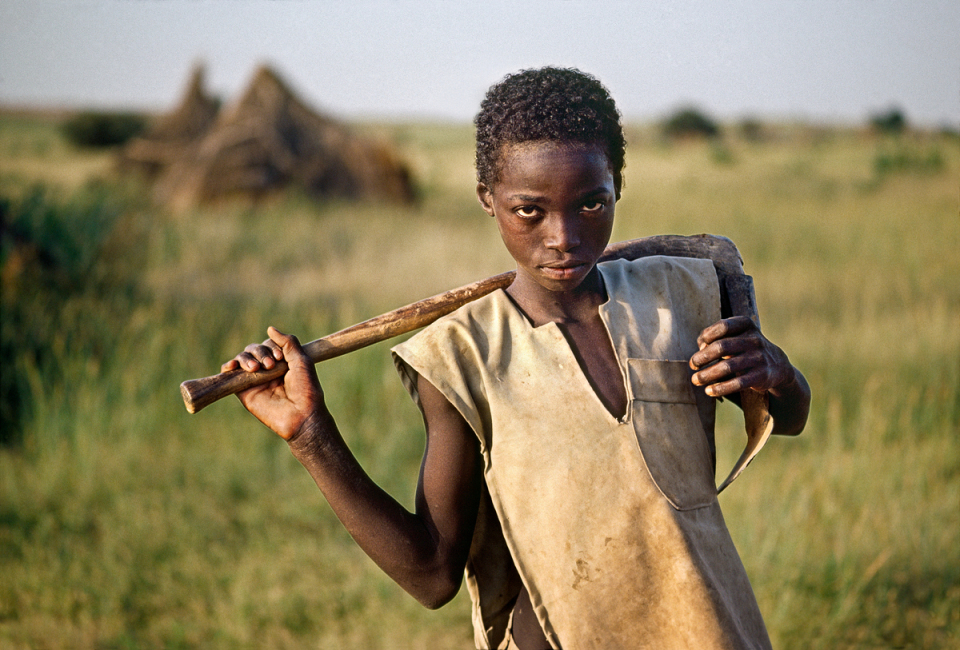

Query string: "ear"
[[476, 183, 496, 217]]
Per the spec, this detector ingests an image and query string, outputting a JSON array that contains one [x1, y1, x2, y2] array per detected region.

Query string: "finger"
[[690, 335, 756, 370], [702, 368, 762, 397], [692, 350, 762, 387], [703, 375, 744, 397], [234, 352, 266, 372], [692, 357, 733, 386], [223, 349, 273, 374], [245, 341, 281, 358], [259, 337, 284, 361], [242, 340, 285, 368], [696, 316, 755, 350]]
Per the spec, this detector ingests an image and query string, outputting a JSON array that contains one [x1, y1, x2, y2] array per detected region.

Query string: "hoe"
[[181, 234, 774, 492]]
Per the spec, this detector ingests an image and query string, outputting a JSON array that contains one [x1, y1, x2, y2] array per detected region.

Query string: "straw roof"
[[120, 64, 219, 178], [121, 65, 415, 209]]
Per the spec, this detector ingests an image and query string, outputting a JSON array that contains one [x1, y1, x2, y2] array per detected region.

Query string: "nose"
[[545, 213, 581, 252]]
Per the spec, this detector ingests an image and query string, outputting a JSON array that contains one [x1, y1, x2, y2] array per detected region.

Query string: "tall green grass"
[[1, 117, 957, 648]]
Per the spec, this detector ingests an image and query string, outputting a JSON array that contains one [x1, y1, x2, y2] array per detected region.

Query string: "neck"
[[507, 266, 607, 326]]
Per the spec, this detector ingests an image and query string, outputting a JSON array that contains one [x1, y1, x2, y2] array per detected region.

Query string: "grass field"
[[1, 112, 958, 649]]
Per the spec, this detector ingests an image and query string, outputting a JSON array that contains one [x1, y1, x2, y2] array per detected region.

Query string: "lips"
[[539, 260, 589, 280]]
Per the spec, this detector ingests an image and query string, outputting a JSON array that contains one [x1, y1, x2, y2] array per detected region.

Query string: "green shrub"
[[870, 107, 907, 135], [873, 146, 944, 177], [61, 110, 148, 148], [0, 186, 132, 444], [662, 106, 721, 139]]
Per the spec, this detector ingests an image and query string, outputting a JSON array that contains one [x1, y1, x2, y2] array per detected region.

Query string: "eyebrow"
[[506, 187, 612, 203]]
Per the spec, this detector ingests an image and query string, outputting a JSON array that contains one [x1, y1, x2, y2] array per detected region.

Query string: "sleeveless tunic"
[[391, 256, 771, 650]]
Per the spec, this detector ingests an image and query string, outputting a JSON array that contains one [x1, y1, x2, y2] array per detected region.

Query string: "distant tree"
[[870, 107, 907, 135], [662, 107, 720, 139], [738, 116, 765, 142], [61, 111, 148, 148]]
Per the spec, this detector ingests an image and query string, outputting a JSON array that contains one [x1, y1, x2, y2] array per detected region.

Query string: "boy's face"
[[477, 141, 616, 294]]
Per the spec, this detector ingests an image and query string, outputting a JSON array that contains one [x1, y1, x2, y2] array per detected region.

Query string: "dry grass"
[[1, 114, 957, 648]]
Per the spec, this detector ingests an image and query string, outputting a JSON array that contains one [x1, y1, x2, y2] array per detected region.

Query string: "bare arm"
[[223, 327, 482, 608], [689, 316, 811, 437]]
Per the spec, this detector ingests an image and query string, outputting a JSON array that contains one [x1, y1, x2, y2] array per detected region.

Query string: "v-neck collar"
[[494, 263, 631, 424]]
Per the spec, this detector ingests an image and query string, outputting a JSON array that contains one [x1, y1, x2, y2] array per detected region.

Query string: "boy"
[[224, 67, 811, 649]]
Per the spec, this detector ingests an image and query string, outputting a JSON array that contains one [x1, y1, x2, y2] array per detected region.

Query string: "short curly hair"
[[475, 67, 626, 197]]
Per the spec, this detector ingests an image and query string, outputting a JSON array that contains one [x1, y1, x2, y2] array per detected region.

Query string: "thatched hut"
[[121, 65, 416, 209], [119, 64, 220, 178]]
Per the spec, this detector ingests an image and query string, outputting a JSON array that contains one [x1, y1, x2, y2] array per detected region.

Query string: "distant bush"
[[662, 107, 721, 139], [61, 110, 148, 148], [738, 117, 765, 142], [870, 108, 907, 135], [873, 146, 944, 177], [0, 186, 131, 444]]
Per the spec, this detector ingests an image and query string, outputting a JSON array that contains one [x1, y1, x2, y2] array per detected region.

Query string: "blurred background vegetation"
[[0, 106, 957, 648]]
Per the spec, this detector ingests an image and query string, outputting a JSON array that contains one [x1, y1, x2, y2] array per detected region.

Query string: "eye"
[[582, 200, 606, 213], [515, 205, 541, 219]]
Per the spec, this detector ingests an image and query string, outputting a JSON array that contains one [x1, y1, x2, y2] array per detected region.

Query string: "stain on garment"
[[572, 558, 592, 590]]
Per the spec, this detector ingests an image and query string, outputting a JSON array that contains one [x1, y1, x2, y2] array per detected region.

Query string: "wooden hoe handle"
[[179, 268, 515, 414], [181, 234, 748, 411], [180, 233, 772, 490]]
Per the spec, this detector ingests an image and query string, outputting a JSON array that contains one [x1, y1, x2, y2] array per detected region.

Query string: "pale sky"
[[1, 0, 958, 127]]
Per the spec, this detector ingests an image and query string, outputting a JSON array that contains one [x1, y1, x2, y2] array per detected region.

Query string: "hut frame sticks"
[[121, 64, 415, 210]]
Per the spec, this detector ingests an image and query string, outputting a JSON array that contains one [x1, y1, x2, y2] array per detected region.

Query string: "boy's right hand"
[[221, 326, 325, 441]]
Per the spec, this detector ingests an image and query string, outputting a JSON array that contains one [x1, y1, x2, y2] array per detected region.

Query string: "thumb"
[[267, 326, 306, 363], [267, 325, 302, 352]]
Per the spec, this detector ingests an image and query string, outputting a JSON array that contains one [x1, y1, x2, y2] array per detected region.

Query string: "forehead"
[[494, 141, 614, 192]]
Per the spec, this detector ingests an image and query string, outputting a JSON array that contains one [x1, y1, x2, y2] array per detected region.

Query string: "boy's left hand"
[[689, 316, 796, 398]]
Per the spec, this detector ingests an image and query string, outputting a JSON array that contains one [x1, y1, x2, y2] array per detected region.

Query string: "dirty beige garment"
[[392, 256, 771, 650]]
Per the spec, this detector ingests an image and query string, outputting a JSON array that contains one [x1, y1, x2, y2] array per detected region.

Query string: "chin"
[[536, 273, 590, 293]]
